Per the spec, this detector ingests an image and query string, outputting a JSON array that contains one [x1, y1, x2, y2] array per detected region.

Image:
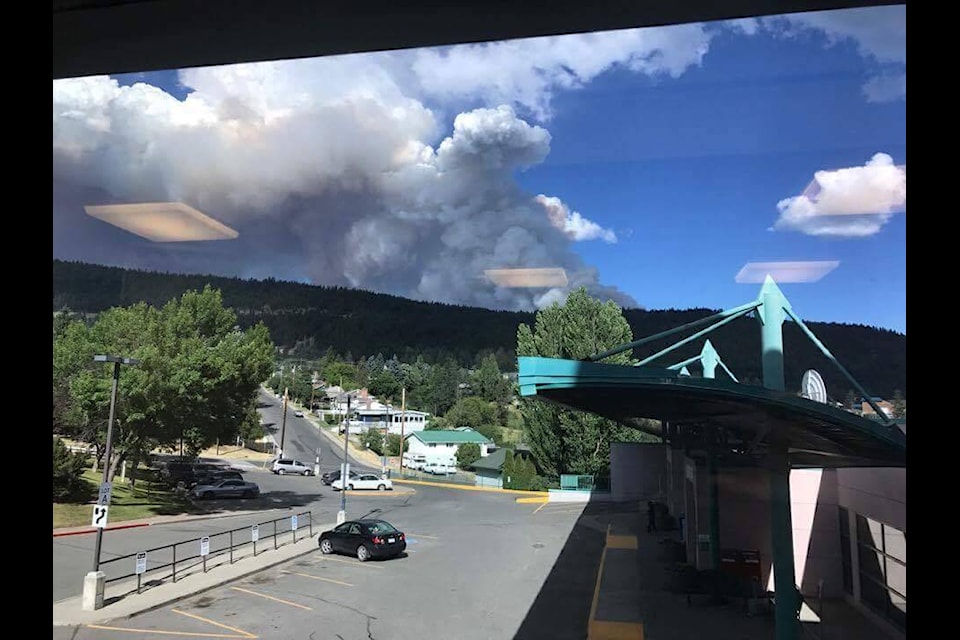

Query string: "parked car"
[[294, 410, 304, 418], [317, 519, 406, 562], [321, 469, 360, 485], [332, 473, 393, 491], [191, 469, 244, 488], [271, 458, 314, 476], [189, 479, 260, 499]]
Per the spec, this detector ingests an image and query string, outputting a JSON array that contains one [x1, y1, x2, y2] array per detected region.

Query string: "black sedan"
[[317, 519, 406, 562]]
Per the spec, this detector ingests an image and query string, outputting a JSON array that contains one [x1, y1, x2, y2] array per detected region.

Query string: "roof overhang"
[[518, 356, 906, 469]]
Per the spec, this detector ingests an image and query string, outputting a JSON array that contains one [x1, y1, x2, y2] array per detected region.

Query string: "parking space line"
[[532, 502, 548, 514], [312, 556, 385, 569], [229, 587, 313, 610], [172, 610, 257, 639], [281, 569, 354, 586], [85, 625, 254, 638], [405, 532, 439, 539]]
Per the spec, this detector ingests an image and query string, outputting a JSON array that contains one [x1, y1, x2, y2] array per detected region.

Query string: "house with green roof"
[[471, 447, 508, 488], [405, 427, 493, 460]]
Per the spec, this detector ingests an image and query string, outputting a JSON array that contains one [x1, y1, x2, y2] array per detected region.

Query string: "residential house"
[[405, 428, 492, 461], [472, 447, 507, 488]]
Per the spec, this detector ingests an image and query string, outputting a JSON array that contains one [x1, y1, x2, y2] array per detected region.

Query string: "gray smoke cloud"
[[53, 11, 900, 310], [52, 72, 638, 310]]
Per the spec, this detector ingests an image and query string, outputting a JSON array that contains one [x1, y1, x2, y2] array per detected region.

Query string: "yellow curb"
[[392, 478, 549, 497], [339, 487, 416, 497], [516, 496, 550, 504]]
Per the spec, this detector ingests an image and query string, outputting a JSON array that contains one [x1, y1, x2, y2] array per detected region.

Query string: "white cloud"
[[535, 195, 617, 243], [772, 153, 905, 237], [762, 5, 906, 102], [409, 23, 713, 120]]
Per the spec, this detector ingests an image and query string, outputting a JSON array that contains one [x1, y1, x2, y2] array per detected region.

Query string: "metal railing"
[[98, 511, 313, 594], [395, 469, 475, 485]]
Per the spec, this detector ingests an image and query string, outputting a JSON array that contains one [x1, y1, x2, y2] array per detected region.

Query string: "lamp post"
[[83, 354, 139, 612]]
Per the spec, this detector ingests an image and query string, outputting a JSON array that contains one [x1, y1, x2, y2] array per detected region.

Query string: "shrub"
[[456, 442, 481, 468], [53, 437, 90, 502]]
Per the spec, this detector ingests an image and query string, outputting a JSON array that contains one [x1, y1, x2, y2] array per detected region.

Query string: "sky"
[[52, 5, 906, 334]]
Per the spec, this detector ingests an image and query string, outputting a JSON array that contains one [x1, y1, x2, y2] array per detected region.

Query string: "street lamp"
[[83, 354, 140, 612]]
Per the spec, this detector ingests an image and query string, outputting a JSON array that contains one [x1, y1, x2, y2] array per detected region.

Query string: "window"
[[855, 514, 906, 631]]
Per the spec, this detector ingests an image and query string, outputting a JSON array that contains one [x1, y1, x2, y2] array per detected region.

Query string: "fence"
[[97, 511, 314, 595], [395, 469, 475, 486]]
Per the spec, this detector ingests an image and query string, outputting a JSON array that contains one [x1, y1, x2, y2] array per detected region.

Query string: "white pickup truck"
[[423, 461, 456, 475]]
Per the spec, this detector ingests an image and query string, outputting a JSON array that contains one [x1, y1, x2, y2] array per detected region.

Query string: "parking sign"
[[135, 552, 147, 574], [291, 514, 299, 531], [200, 536, 210, 556], [252, 524, 259, 542]]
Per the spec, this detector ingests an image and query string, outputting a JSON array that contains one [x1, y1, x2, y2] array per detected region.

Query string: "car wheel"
[[242, 490, 253, 499], [320, 539, 333, 554], [277, 469, 285, 475], [377, 484, 386, 491], [357, 544, 370, 562], [347, 484, 354, 491]]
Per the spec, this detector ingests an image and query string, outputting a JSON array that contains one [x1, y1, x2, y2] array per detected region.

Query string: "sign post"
[[252, 524, 259, 556], [200, 536, 210, 573], [292, 514, 299, 543], [135, 552, 147, 593]]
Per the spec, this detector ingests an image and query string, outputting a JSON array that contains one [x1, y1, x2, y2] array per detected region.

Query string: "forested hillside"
[[53, 260, 906, 400]]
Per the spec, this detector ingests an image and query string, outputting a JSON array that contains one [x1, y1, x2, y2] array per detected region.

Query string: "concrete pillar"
[[82, 571, 105, 611]]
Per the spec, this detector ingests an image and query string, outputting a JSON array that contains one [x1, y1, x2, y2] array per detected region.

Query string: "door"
[[330, 523, 351, 553], [344, 522, 363, 553]]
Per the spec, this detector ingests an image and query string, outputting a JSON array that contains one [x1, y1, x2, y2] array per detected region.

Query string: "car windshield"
[[54, 3, 906, 638], [364, 521, 399, 535]]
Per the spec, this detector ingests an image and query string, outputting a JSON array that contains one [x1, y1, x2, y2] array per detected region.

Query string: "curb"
[[391, 478, 550, 497], [53, 508, 288, 538], [52, 533, 326, 627], [53, 522, 151, 537]]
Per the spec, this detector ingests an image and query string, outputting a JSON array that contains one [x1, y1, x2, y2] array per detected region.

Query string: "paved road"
[[54, 484, 595, 640], [53, 391, 376, 603]]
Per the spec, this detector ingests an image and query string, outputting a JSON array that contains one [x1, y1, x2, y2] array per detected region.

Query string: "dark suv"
[[321, 469, 360, 485]]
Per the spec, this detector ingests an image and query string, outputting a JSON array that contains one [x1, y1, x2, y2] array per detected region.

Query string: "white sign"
[[98, 482, 113, 506], [135, 552, 147, 574], [92, 505, 109, 528], [200, 536, 210, 556], [291, 514, 299, 531], [251, 524, 259, 542]]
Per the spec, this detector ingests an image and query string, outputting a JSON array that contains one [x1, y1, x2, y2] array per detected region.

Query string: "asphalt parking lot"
[[54, 484, 619, 640]]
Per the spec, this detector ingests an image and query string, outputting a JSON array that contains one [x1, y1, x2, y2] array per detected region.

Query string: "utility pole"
[[279, 387, 289, 457], [399, 388, 406, 472], [338, 394, 351, 524]]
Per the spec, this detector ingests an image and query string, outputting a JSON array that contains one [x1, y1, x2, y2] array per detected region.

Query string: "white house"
[[405, 428, 492, 460]]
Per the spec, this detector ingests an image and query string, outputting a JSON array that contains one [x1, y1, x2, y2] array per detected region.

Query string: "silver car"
[[272, 458, 314, 476], [189, 479, 260, 499]]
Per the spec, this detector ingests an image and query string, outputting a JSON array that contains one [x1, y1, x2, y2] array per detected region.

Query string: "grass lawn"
[[53, 468, 199, 529]]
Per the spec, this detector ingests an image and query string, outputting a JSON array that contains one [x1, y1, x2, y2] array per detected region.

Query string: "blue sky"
[[53, 6, 906, 333]]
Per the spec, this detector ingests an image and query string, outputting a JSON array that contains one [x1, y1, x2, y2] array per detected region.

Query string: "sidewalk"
[[53, 521, 332, 627], [586, 503, 898, 640]]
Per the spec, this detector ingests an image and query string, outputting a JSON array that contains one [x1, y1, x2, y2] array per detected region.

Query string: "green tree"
[[53, 437, 90, 501], [473, 353, 512, 404], [53, 286, 275, 481], [385, 433, 408, 456], [502, 450, 539, 490], [444, 396, 498, 429], [369, 370, 401, 402], [456, 442, 481, 468], [424, 357, 461, 416], [516, 287, 657, 480], [360, 429, 385, 456], [322, 361, 358, 389]]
